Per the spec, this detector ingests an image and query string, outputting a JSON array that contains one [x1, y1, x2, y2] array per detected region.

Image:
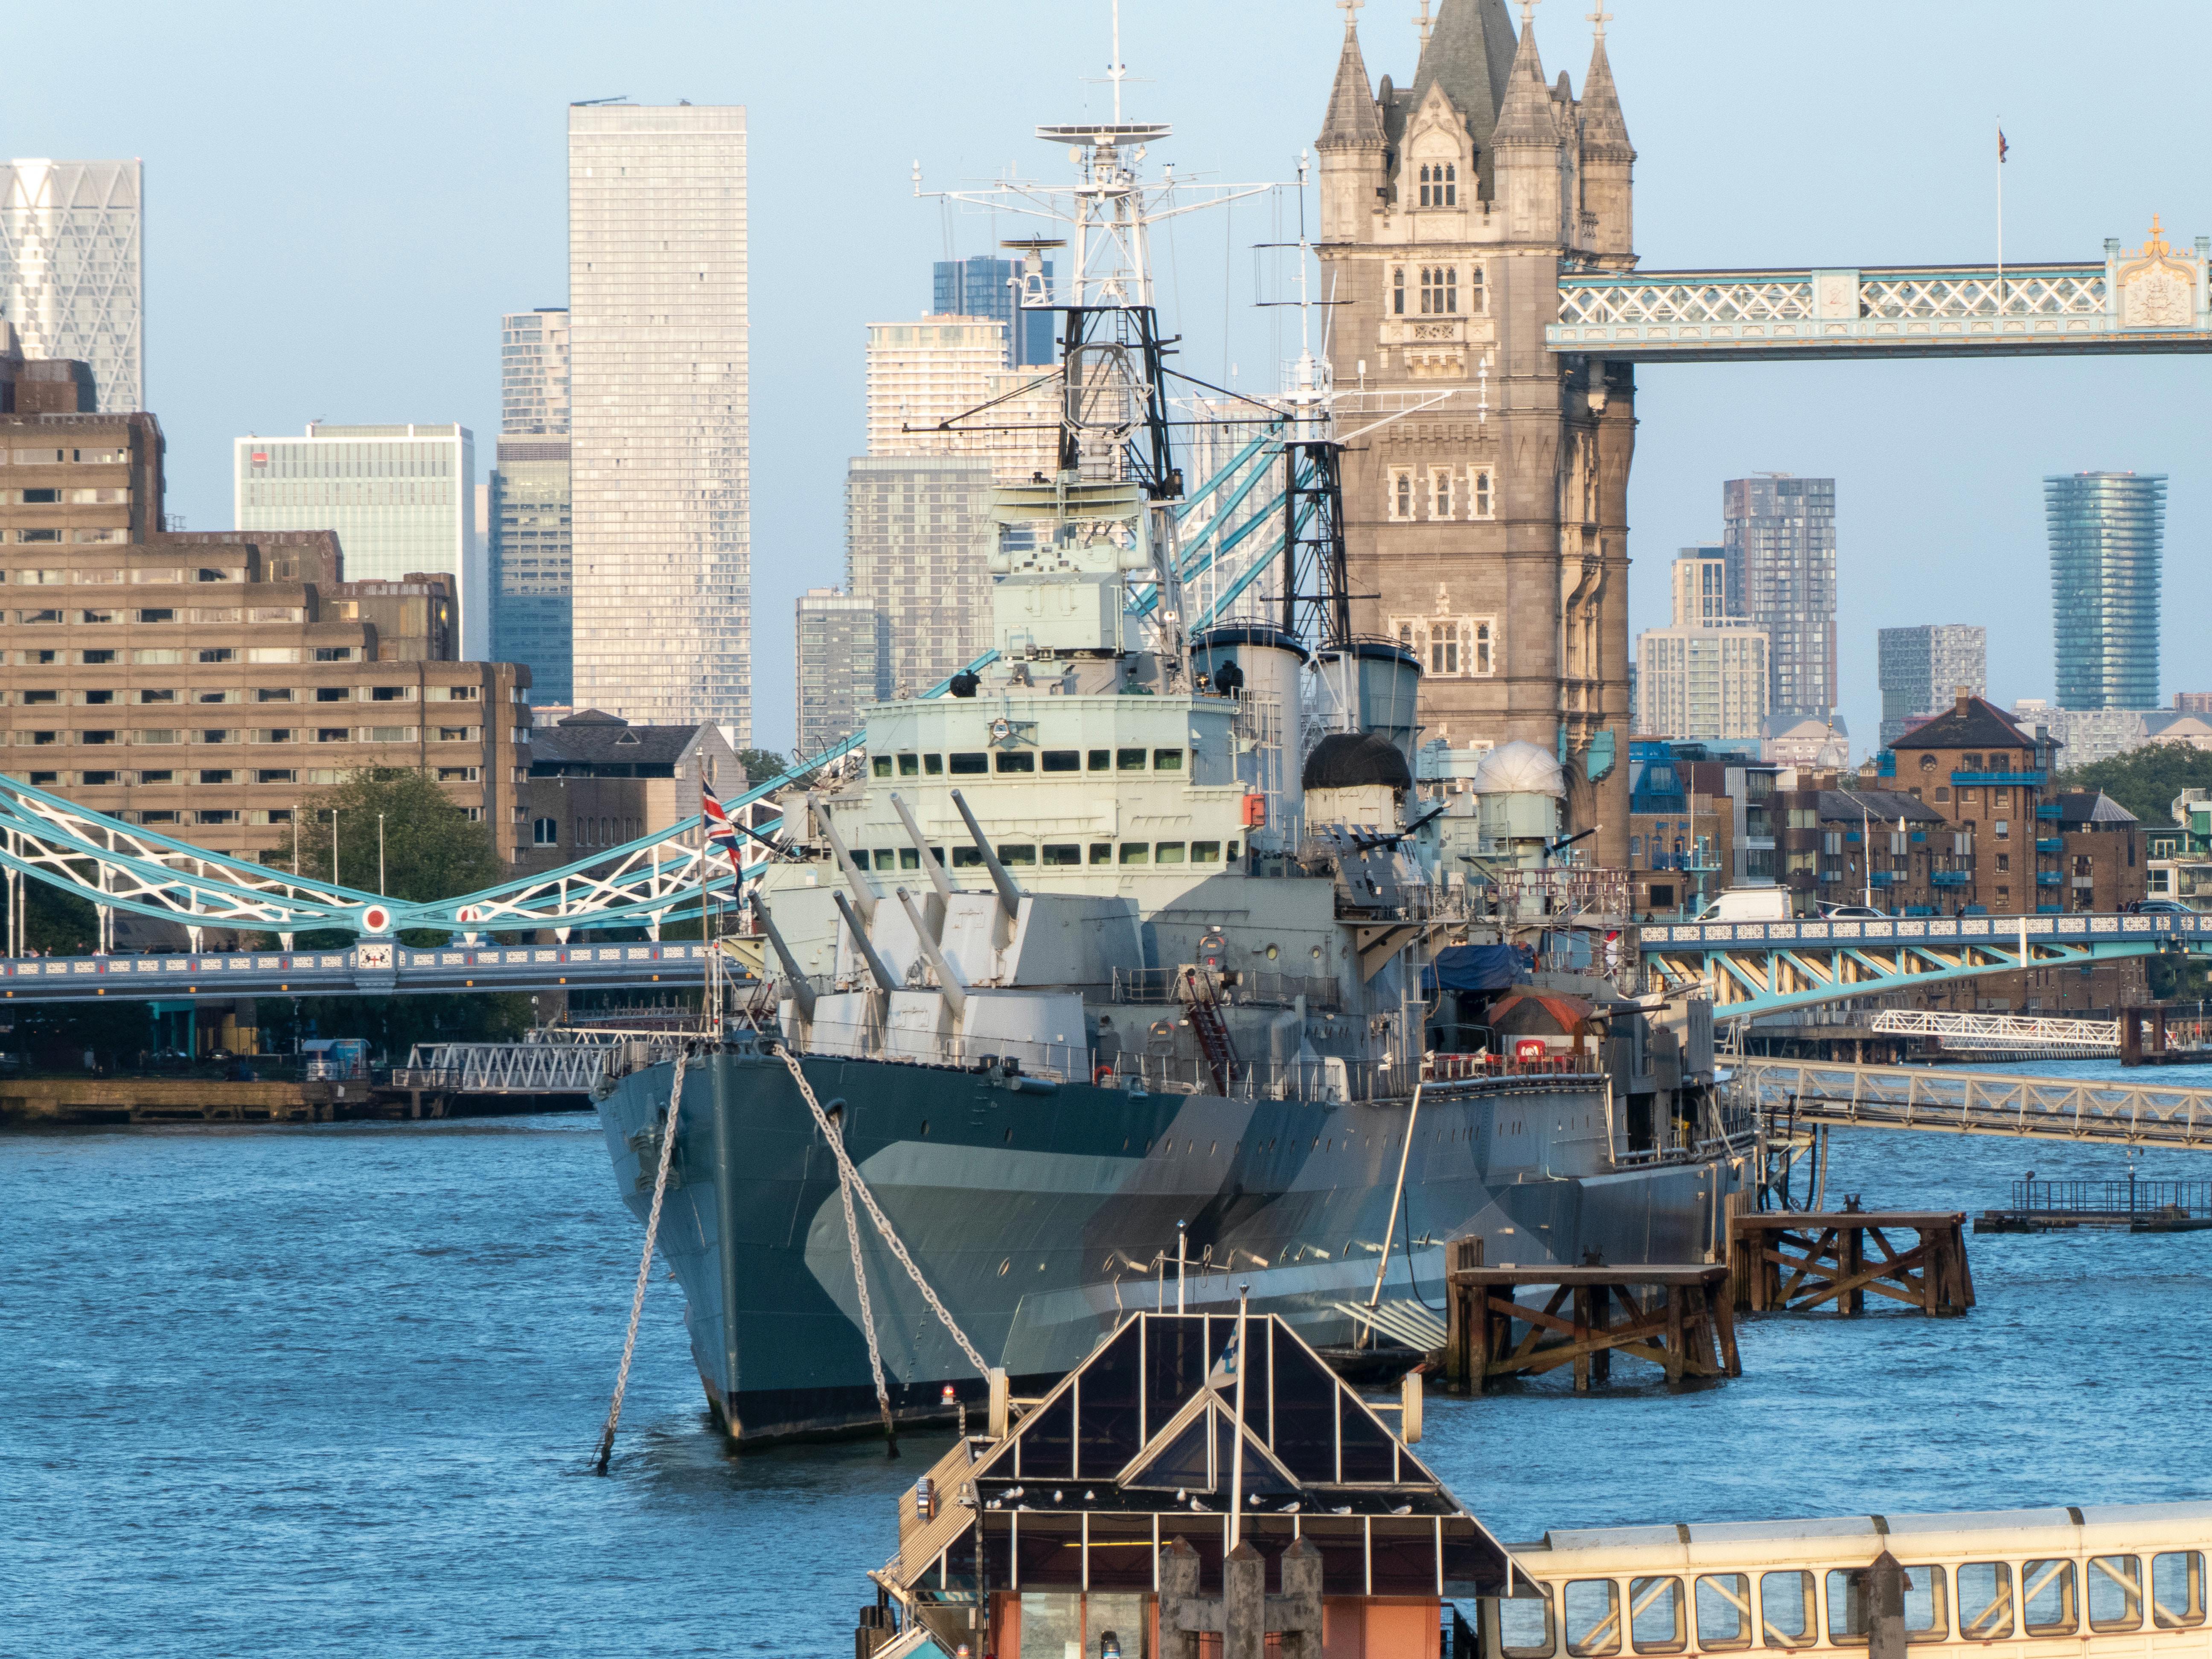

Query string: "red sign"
[[1513, 1038, 1549, 1064]]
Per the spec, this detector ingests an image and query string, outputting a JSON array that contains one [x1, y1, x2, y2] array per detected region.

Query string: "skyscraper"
[[490, 309, 572, 707], [568, 104, 748, 733], [845, 456, 998, 694], [234, 423, 482, 656], [1670, 547, 1728, 627], [0, 160, 143, 413], [864, 316, 1054, 476], [2046, 471, 2164, 711], [1723, 474, 1837, 719], [932, 254, 1056, 368], [795, 588, 892, 754], [1633, 628, 1769, 744], [1877, 624, 1985, 747]]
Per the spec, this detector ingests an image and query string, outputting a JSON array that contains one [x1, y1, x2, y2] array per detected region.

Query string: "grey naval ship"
[[594, 114, 1743, 1447]]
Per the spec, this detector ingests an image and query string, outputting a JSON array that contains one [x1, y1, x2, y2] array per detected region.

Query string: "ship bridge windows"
[[953, 846, 984, 868], [1120, 843, 1149, 865], [1153, 748, 1184, 771], [1088, 749, 1111, 770], [1043, 844, 1081, 865], [897, 752, 920, 777], [1089, 842, 1112, 864], [950, 751, 989, 774], [1042, 749, 1080, 772], [1155, 842, 1187, 864], [998, 844, 1036, 866], [924, 753, 944, 775], [995, 751, 1035, 774], [1192, 840, 1222, 863], [871, 756, 891, 777], [1117, 747, 1147, 771]]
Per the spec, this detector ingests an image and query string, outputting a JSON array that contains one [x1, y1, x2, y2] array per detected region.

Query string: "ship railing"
[[1112, 966, 1341, 1009], [1421, 1051, 1607, 1083]]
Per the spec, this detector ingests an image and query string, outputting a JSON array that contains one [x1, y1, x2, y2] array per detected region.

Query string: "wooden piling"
[[1441, 1257, 1741, 1394], [1731, 1211, 1973, 1318]]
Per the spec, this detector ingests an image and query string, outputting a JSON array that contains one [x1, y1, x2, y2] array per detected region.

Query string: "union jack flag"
[[701, 779, 745, 875]]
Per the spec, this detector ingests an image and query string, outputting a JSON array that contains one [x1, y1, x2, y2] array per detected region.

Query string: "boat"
[[592, 104, 1748, 1448]]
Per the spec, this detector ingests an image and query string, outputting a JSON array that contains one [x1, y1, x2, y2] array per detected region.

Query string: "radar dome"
[[1470, 740, 1567, 798]]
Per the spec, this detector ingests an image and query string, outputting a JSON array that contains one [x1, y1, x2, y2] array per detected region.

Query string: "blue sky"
[[8, 0, 2210, 755]]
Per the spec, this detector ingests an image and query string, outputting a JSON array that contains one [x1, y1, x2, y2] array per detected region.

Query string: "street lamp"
[[378, 813, 386, 896]]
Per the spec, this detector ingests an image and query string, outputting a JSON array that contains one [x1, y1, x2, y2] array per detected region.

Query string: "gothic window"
[[1392, 266, 1406, 316], [1417, 162, 1458, 208], [1420, 267, 1457, 315], [1472, 468, 1495, 519], [1471, 264, 1487, 314], [1443, 163, 1457, 206], [1430, 467, 1455, 520], [1387, 467, 1415, 521], [1390, 615, 1496, 677], [1473, 618, 1494, 674]]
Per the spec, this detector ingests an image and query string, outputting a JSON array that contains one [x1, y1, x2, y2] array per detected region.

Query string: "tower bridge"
[[1310, 1, 2212, 863]]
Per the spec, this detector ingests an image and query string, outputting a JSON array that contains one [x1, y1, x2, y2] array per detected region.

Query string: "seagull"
[[1053, 1490, 1064, 1503], [1390, 1505, 1413, 1516], [1016, 1503, 1035, 1511], [1280, 1501, 1301, 1515], [1190, 1496, 1212, 1512], [1084, 1490, 1096, 1501], [1175, 1488, 1187, 1503], [1331, 1505, 1353, 1516], [1004, 1485, 1024, 1499]]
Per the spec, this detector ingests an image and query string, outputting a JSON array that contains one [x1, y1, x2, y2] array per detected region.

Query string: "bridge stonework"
[[1316, 0, 1635, 860]]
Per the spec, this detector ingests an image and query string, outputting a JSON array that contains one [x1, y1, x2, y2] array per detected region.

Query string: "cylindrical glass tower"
[[2045, 471, 2164, 710]]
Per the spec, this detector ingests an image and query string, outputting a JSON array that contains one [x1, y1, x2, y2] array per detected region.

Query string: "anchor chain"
[[831, 1112, 897, 1448], [593, 1048, 688, 1474]]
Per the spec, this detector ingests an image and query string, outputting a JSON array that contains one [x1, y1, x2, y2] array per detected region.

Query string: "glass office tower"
[[2046, 471, 2163, 711], [1, 159, 144, 412], [568, 104, 749, 735], [234, 423, 481, 655], [490, 309, 573, 706], [931, 254, 1056, 368]]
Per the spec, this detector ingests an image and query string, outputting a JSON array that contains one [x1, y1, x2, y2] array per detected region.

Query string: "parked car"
[[2127, 898, 2195, 916], [1818, 903, 1889, 920], [1691, 888, 1793, 923]]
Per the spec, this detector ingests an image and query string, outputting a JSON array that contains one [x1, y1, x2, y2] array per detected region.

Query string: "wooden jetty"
[[1441, 1241, 1740, 1394], [1732, 1209, 1974, 1316]]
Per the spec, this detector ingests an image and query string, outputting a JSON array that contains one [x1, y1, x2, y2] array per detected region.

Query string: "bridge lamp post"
[[378, 814, 386, 897]]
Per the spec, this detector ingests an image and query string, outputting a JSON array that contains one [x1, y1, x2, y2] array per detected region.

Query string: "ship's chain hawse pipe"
[[593, 1049, 689, 1474], [764, 1030, 992, 1379]]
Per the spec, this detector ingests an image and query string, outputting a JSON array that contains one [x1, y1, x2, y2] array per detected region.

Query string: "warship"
[[594, 107, 1745, 1447]]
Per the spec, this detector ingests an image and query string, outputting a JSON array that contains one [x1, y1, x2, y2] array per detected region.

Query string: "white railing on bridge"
[[1730, 1058, 2212, 1150], [392, 1030, 689, 1094], [1868, 1008, 2121, 1051]]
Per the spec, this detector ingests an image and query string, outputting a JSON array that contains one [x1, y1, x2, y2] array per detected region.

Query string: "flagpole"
[[1229, 1281, 1249, 1552], [1996, 117, 2005, 316]]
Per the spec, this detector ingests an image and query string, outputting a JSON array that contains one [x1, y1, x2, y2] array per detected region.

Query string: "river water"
[[6, 1059, 2209, 1656]]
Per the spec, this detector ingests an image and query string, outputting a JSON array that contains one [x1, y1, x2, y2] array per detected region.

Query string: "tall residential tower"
[[568, 104, 749, 732], [0, 160, 143, 413], [1877, 624, 1985, 747], [490, 308, 573, 707], [2046, 471, 2163, 711], [1723, 474, 1837, 720]]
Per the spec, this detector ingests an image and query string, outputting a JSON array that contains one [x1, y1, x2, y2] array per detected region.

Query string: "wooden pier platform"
[[1441, 1243, 1741, 1394], [1732, 1210, 1973, 1316]]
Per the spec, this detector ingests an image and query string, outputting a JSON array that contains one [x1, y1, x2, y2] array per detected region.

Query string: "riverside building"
[[568, 103, 750, 733], [0, 159, 143, 413], [3, 362, 530, 868], [2046, 470, 2163, 711]]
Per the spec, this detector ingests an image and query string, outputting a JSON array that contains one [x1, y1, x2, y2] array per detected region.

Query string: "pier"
[[1975, 1178, 2212, 1233], [1732, 1210, 1974, 1316], [1730, 1057, 2212, 1149], [1441, 1245, 1740, 1394]]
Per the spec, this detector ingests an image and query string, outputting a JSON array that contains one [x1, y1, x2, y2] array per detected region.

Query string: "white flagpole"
[[1229, 1281, 1249, 1551], [1996, 119, 2005, 316]]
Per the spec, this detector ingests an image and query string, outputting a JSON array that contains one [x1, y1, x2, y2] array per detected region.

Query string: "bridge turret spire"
[[1578, 8, 1634, 257], [1316, 5, 1387, 242], [1317, 6, 1386, 151]]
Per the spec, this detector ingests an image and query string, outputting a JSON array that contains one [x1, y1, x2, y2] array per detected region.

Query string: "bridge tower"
[[1314, 0, 1635, 862]]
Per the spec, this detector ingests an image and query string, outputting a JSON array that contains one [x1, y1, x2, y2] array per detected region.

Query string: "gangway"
[[1868, 1008, 2121, 1054], [391, 1030, 687, 1095], [1731, 1058, 2212, 1151]]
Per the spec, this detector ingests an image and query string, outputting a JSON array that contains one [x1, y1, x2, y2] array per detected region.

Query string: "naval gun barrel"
[[833, 891, 902, 994], [753, 901, 817, 1022], [808, 793, 879, 923], [889, 792, 956, 907], [949, 789, 1024, 923], [896, 887, 967, 1017]]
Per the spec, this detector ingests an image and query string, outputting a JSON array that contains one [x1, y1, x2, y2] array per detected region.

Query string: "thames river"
[[6, 1061, 2209, 1656]]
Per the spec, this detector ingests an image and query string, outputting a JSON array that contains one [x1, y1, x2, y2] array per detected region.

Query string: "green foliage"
[[288, 766, 501, 902], [257, 989, 533, 1057], [732, 747, 808, 793], [2051, 744, 2212, 827]]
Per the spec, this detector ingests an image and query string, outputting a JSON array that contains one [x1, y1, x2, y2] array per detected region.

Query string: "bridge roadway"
[[1732, 1057, 2212, 1151], [1640, 909, 2209, 1022], [0, 940, 714, 1003]]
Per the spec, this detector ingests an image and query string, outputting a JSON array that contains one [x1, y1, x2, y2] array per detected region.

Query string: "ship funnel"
[[1190, 625, 1308, 849], [1314, 640, 1423, 772]]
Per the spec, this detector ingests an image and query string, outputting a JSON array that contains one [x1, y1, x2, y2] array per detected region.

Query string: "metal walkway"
[[1549, 222, 2212, 362], [1867, 1008, 2121, 1052], [391, 1030, 686, 1094], [0, 941, 715, 1004], [1732, 1058, 2212, 1151], [1641, 911, 2210, 1021]]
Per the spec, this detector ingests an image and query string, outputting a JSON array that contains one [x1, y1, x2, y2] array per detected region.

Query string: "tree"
[[2051, 744, 2212, 827], [732, 747, 816, 794]]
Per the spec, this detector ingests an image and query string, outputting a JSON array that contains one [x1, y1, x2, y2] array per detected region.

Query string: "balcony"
[[1951, 771, 2045, 786], [1931, 870, 1972, 887], [2036, 837, 2064, 853], [2036, 871, 2062, 886], [1869, 870, 1899, 887], [2035, 803, 2063, 820]]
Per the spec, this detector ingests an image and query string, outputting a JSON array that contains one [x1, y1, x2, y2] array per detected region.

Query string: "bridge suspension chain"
[[592, 1049, 689, 1474], [767, 1035, 991, 1379]]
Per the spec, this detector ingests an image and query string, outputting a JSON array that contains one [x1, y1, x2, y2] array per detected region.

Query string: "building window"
[[1420, 266, 1457, 315], [1471, 265, 1487, 315], [1391, 266, 1406, 316], [1430, 468, 1456, 520], [1472, 468, 1494, 518], [1417, 162, 1457, 208], [1391, 615, 1496, 678], [1387, 467, 1415, 521]]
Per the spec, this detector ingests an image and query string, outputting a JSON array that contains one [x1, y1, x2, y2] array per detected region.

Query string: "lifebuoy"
[[1094, 1065, 1115, 1086]]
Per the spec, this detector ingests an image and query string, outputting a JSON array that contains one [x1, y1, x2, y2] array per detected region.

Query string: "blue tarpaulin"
[[1422, 943, 1525, 994]]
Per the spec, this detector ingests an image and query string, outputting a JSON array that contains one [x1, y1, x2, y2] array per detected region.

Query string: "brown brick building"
[[0, 354, 533, 869]]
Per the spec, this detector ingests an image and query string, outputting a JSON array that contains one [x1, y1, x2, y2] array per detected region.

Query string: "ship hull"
[[595, 1049, 1735, 1445]]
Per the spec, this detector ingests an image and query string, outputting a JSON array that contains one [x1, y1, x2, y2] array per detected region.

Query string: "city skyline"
[[8, 3, 2212, 753]]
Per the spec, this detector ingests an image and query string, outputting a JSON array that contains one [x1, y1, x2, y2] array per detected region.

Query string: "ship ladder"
[[1178, 966, 1240, 1095], [592, 1047, 689, 1475], [763, 1029, 992, 1400]]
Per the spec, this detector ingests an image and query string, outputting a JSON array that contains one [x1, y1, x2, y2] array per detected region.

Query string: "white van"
[[1691, 887, 1792, 923]]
